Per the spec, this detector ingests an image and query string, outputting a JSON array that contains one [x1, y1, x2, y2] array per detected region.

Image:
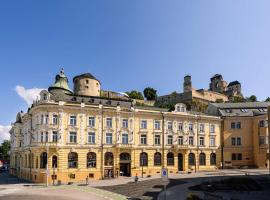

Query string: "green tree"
[[246, 95, 257, 102], [0, 140, 10, 161], [126, 90, 144, 100], [231, 96, 245, 103], [143, 87, 157, 101], [265, 97, 270, 102], [215, 99, 224, 103]]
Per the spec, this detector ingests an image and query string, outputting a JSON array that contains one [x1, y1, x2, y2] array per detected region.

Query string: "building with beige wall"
[[9, 70, 222, 184], [207, 102, 270, 168]]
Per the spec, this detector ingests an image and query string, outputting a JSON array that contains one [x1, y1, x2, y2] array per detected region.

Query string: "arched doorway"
[[119, 153, 131, 177], [104, 152, 114, 179], [178, 153, 183, 171]]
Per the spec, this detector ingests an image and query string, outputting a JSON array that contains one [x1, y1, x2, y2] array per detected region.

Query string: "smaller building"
[[207, 102, 270, 168]]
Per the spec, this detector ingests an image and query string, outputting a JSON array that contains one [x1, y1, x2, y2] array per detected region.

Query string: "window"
[[45, 115, 49, 124], [199, 124, 205, 132], [241, 109, 248, 113], [87, 152, 96, 168], [86, 79, 89, 84], [199, 137, 205, 146], [52, 155, 57, 168], [210, 153, 216, 165], [178, 136, 183, 145], [260, 120, 267, 128], [141, 120, 147, 129], [140, 134, 147, 145], [259, 136, 266, 145], [210, 124, 215, 133], [140, 152, 148, 166], [232, 153, 242, 161], [122, 133, 129, 144], [231, 137, 236, 146], [40, 152, 47, 169], [231, 122, 241, 129], [210, 136, 215, 147], [154, 135, 160, 145], [236, 137, 241, 145], [154, 152, 161, 166], [89, 117, 95, 127], [225, 109, 232, 113], [104, 152, 114, 166], [167, 135, 173, 145], [120, 153, 130, 161], [189, 136, 194, 146], [69, 132, 77, 143], [178, 122, 183, 131], [106, 133, 113, 144], [167, 152, 174, 166], [199, 153, 206, 166], [45, 132, 49, 142], [122, 119, 128, 128], [154, 120, 160, 130], [70, 116, 77, 126], [40, 132, 44, 142], [68, 152, 78, 168], [52, 115, 58, 125], [88, 132, 95, 144], [232, 153, 236, 160], [167, 121, 173, 130], [188, 153, 195, 166], [189, 123, 193, 131], [52, 131, 58, 143], [106, 118, 112, 127]]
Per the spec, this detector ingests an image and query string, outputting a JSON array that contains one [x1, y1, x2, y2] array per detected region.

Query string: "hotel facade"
[[9, 70, 221, 183]]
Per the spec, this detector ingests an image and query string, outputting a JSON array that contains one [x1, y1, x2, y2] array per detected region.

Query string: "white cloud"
[[15, 85, 44, 106], [0, 125, 11, 144]]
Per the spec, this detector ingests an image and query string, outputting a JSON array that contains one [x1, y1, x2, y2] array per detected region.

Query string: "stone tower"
[[183, 75, 192, 93], [73, 73, 101, 96], [209, 74, 227, 93]]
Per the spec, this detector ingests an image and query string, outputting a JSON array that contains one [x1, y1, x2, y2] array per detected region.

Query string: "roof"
[[228, 81, 241, 87], [73, 73, 100, 83], [211, 74, 222, 80], [210, 102, 270, 109]]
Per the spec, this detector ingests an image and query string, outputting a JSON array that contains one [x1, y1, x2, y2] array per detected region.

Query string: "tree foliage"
[[231, 96, 245, 103], [246, 95, 257, 102], [0, 140, 10, 161], [126, 90, 144, 100], [143, 87, 157, 101], [265, 97, 270, 102]]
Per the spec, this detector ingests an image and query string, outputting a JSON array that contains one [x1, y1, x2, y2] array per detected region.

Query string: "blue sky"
[[0, 0, 270, 129]]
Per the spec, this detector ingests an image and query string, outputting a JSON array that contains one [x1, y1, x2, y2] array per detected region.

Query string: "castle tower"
[[48, 69, 73, 95], [73, 73, 101, 96], [183, 75, 192, 93], [209, 74, 227, 93]]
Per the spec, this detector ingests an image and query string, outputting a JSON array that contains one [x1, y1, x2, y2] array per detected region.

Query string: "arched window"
[[210, 153, 216, 166], [52, 155, 57, 168], [188, 153, 195, 166], [120, 153, 131, 161], [154, 152, 162, 166], [40, 152, 47, 169], [167, 153, 174, 166], [104, 152, 114, 166], [199, 153, 206, 166], [68, 152, 78, 168], [87, 152, 96, 168], [140, 152, 148, 166]]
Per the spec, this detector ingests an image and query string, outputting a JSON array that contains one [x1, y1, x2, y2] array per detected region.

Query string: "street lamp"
[[141, 150, 144, 178]]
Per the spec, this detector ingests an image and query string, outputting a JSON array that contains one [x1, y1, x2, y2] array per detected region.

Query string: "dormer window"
[[241, 109, 248, 113], [225, 109, 232, 113], [175, 103, 187, 113], [43, 94, 47, 100]]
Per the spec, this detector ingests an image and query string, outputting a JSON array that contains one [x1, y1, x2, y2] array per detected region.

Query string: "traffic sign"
[[161, 168, 168, 181]]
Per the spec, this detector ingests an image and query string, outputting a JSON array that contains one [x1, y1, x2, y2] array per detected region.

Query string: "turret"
[[73, 73, 101, 96], [48, 69, 73, 95], [183, 75, 192, 93]]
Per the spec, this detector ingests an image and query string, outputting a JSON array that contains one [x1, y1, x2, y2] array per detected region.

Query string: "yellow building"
[[207, 102, 270, 168], [9, 70, 221, 184]]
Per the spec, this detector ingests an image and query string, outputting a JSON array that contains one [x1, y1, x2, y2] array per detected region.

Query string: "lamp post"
[[141, 149, 144, 178]]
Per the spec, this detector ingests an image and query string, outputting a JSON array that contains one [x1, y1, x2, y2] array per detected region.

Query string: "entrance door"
[[178, 153, 183, 171], [120, 163, 131, 177]]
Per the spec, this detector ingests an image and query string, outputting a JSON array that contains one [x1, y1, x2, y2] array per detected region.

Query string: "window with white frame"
[[259, 136, 266, 145], [231, 137, 241, 146], [199, 123, 205, 132], [106, 133, 112, 144], [69, 132, 77, 143], [140, 134, 147, 145], [70, 116, 77, 126], [210, 136, 216, 146], [178, 122, 183, 131], [154, 120, 160, 130], [189, 123, 193, 132], [52, 131, 58, 142], [106, 118, 112, 128], [88, 117, 95, 127], [52, 115, 58, 125], [141, 120, 147, 129], [45, 132, 49, 142], [154, 134, 160, 145], [40, 132, 44, 142], [178, 136, 183, 145], [45, 115, 49, 124], [122, 133, 129, 144], [88, 132, 95, 144], [189, 136, 194, 146], [167, 121, 173, 130], [167, 135, 173, 145], [210, 124, 215, 133], [122, 119, 128, 128], [231, 122, 241, 129], [199, 137, 205, 146]]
